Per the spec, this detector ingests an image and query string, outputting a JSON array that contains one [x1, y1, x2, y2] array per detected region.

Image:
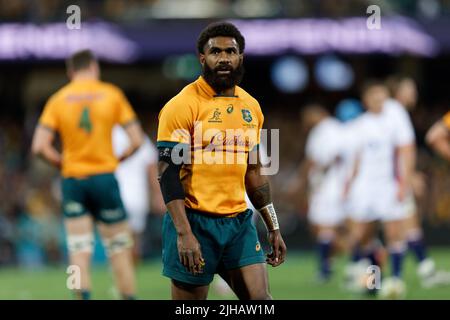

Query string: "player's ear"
[[199, 53, 205, 66]]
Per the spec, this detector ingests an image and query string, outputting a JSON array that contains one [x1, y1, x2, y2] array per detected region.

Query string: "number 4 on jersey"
[[79, 107, 92, 133]]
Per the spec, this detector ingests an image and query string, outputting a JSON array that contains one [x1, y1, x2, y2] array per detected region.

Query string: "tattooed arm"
[[245, 151, 287, 267]]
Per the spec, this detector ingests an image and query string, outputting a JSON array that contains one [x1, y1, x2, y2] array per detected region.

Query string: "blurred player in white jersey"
[[345, 81, 411, 297], [113, 126, 166, 263], [300, 104, 349, 282], [387, 76, 450, 288], [336, 99, 386, 291]]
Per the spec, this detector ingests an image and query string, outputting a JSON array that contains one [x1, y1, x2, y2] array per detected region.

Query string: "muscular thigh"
[[220, 263, 271, 300]]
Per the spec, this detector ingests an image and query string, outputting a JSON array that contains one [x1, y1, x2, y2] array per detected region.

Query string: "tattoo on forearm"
[[247, 163, 259, 172], [247, 183, 271, 209]]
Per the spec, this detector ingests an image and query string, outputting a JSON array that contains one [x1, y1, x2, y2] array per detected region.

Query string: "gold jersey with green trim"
[[39, 79, 137, 178], [157, 76, 264, 216]]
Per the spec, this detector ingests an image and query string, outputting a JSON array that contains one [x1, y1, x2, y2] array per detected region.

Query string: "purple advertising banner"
[[0, 17, 442, 62], [232, 17, 439, 57], [0, 22, 139, 62]]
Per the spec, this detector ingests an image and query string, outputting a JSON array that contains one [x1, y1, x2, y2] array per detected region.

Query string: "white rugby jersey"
[[113, 125, 158, 210], [305, 117, 346, 198], [350, 99, 414, 187], [383, 98, 415, 146]]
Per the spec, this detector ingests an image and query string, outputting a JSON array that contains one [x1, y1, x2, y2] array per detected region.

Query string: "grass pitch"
[[0, 249, 449, 300]]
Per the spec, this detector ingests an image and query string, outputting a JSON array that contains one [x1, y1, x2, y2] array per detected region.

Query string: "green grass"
[[1, 249, 450, 299]]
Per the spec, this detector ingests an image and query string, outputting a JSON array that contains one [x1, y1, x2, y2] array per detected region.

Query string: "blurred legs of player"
[[307, 197, 346, 282], [345, 220, 380, 293], [66, 217, 136, 300], [379, 219, 407, 299], [403, 199, 450, 287], [346, 218, 408, 299], [126, 208, 147, 265], [65, 215, 95, 300], [348, 221, 379, 266], [62, 174, 136, 300], [98, 220, 136, 299], [311, 225, 339, 282], [383, 219, 407, 278]]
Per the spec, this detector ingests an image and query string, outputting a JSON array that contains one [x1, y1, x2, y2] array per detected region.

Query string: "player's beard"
[[202, 62, 245, 94]]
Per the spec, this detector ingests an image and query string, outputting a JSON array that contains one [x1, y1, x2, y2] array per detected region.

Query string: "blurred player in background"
[[31, 49, 143, 300], [387, 76, 450, 288], [112, 126, 166, 264], [345, 81, 410, 298], [336, 99, 388, 292], [157, 22, 286, 300], [426, 111, 450, 162], [300, 104, 348, 282]]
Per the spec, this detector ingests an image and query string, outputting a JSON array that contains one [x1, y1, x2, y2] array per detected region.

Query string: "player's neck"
[[71, 72, 99, 82]]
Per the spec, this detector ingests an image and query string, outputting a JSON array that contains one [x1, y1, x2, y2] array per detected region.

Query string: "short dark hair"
[[197, 22, 245, 54], [360, 79, 386, 96], [66, 49, 97, 72], [385, 74, 414, 97], [300, 103, 329, 119]]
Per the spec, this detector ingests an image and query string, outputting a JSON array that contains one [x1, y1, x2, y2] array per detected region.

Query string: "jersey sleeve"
[[115, 88, 137, 126], [157, 96, 194, 148], [38, 96, 59, 131], [443, 111, 450, 130]]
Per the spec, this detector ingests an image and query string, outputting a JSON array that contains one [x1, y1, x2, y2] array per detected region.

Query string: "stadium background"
[[0, 0, 450, 299]]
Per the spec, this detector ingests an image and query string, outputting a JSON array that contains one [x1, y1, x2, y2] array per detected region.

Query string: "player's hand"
[[177, 232, 205, 275], [266, 230, 286, 267]]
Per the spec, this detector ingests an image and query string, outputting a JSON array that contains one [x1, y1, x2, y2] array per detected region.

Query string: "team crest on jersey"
[[256, 242, 261, 252], [208, 108, 222, 123], [241, 109, 252, 123]]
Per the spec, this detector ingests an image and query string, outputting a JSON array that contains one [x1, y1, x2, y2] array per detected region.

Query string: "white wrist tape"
[[259, 203, 280, 231]]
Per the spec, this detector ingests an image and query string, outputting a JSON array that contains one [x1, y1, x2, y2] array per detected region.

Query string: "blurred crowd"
[[1, 0, 450, 22]]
